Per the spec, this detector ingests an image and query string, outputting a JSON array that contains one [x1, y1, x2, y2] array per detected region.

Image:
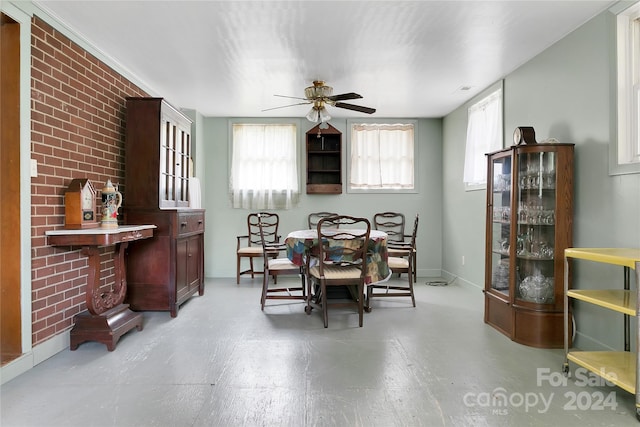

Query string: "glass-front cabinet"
[[484, 142, 574, 348]]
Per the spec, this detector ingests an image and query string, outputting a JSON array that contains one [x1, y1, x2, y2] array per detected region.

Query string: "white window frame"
[[228, 119, 300, 209], [346, 119, 418, 194], [463, 83, 504, 191], [611, 1, 640, 175]]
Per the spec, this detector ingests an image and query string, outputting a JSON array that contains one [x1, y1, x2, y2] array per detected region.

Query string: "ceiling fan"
[[263, 80, 376, 123]]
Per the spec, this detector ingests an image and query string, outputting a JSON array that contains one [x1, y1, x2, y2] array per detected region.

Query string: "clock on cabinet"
[[513, 126, 537, 145], [64, 178, 98, 229]]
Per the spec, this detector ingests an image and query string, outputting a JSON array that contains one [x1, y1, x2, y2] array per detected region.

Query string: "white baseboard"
[[572, 331, 617, 352], [439, 269, 482, 291], [1, 330, 69, 385]]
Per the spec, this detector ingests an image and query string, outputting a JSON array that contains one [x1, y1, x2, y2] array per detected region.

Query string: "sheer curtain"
[[463, 88, 503, 186], [349, 123, 414, 189], [229, 124, 299, 209]]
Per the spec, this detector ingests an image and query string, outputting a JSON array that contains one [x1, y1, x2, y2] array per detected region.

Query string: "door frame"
[[0, 2, 33, 383]]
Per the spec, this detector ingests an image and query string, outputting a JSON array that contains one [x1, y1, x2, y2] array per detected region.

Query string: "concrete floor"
[[0, 277, 638, 427]]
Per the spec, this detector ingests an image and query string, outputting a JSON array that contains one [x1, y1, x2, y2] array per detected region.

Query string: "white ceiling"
[[33, 0, 615, 119]]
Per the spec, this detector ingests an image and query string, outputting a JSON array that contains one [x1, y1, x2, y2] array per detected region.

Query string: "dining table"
[[284, 228, 391, 285]]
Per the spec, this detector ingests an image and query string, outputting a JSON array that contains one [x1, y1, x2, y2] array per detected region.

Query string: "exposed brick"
[[34, 325, 56, 344], [29, 16, 147, 347]]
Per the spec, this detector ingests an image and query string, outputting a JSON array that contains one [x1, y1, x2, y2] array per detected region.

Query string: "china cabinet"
[[484, 142, 574, 348], [306, 123, 342, 194], [123, 97, 205, 317]]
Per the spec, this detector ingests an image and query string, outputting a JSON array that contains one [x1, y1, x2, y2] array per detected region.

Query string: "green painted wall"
[[201, 117, 444, 280], [442, 10, 640, 351]]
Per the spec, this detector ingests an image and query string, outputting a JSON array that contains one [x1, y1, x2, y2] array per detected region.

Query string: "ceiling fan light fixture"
[[306, 105, 331, 123], [319, 106, 331, 122], [306, 107, 320, 122]]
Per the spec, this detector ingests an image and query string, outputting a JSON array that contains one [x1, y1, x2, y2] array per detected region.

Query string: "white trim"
[[1, 0, 34, 365], [10, 0, 157, 98], [1, 330, 70, 385], [611, 1, 640, 175]]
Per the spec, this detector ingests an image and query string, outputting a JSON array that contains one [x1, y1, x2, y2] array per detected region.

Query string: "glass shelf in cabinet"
[[516, 254, 555, 261]]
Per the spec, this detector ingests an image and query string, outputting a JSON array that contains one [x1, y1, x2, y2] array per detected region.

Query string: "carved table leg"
[[70, 242, 143, 351]]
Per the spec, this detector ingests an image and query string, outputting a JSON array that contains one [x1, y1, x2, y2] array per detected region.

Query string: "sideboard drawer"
[[176, 211, 205, 237]]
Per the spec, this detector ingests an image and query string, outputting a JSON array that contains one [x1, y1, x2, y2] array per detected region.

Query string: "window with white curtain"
[[612, 1, 640, 174], [229, 123, 299, 209], [348, 122, 415, 191], [463, 86, 503, 189]]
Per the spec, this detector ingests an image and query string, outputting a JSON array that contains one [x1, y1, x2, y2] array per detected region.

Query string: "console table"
[[46, 225, 156, 350]]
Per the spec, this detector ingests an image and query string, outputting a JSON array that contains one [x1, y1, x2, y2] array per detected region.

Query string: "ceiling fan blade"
[[327, 92, 363, 102], [274, 94, 310, 101], [262, 102, 311, 112], [334, 102, 376, 114]]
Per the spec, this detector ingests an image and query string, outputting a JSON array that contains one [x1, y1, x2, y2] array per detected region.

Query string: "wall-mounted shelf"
[[306, 123, 342, 194]]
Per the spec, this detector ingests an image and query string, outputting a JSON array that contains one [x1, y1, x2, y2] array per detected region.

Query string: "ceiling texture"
[[33, 0, 615, 119]]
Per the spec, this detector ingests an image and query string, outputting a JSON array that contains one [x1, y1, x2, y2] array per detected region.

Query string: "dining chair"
[[374, 211, 417, 281], [236, 212, 281, 284], [367, 214, 419, 308], [373, 211, 405, 243], [307, 212, 339, 229], [307, 215, 371, 328], [257, 213, 306, 310]]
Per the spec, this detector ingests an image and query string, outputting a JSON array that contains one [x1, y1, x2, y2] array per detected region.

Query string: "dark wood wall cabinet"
[[124, 97, 205, 317], [306, 123, 342, 194], [484, 143, 574, 348]]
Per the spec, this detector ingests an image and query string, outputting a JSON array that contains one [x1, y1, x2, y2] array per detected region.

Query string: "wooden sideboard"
[[124, 209, 204, 317]]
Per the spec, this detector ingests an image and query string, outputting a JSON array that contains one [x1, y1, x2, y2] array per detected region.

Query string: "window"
[[463, 86, 503, 189], [348, 122, 415, 192], [612, 1, 640, 174], [229, 123, 299, 209]]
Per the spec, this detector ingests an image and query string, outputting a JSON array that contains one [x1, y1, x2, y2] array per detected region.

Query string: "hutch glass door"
[[515, 149, 557, 304], [489, 152, 512, 296]]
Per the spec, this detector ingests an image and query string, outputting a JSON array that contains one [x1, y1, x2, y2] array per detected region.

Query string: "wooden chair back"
[[256, 213, 305, 310], [247, 212, 279, 247], [367, 214, 419, 308], [308, 215, 371, 327], [373, 212, 406, 243], [236, 211, 280, 284], [315, 215, 371, 282], [308, 212, 339, 229]]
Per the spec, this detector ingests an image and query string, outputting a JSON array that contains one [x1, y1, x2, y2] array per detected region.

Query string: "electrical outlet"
[[462, 255, 465, 266], [30, 159, 38, 177]]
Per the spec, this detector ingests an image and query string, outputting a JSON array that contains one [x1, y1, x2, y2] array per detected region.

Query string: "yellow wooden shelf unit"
[[565, 289, 635, 316], [567, 351, 636, 394], [563, 247, 640, 421]]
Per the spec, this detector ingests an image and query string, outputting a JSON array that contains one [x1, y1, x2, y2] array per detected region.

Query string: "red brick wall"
[[30, 16, 148, 345]]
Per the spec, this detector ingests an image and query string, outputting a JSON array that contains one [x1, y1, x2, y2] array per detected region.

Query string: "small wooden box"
[[65, 178, 99, 229]]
